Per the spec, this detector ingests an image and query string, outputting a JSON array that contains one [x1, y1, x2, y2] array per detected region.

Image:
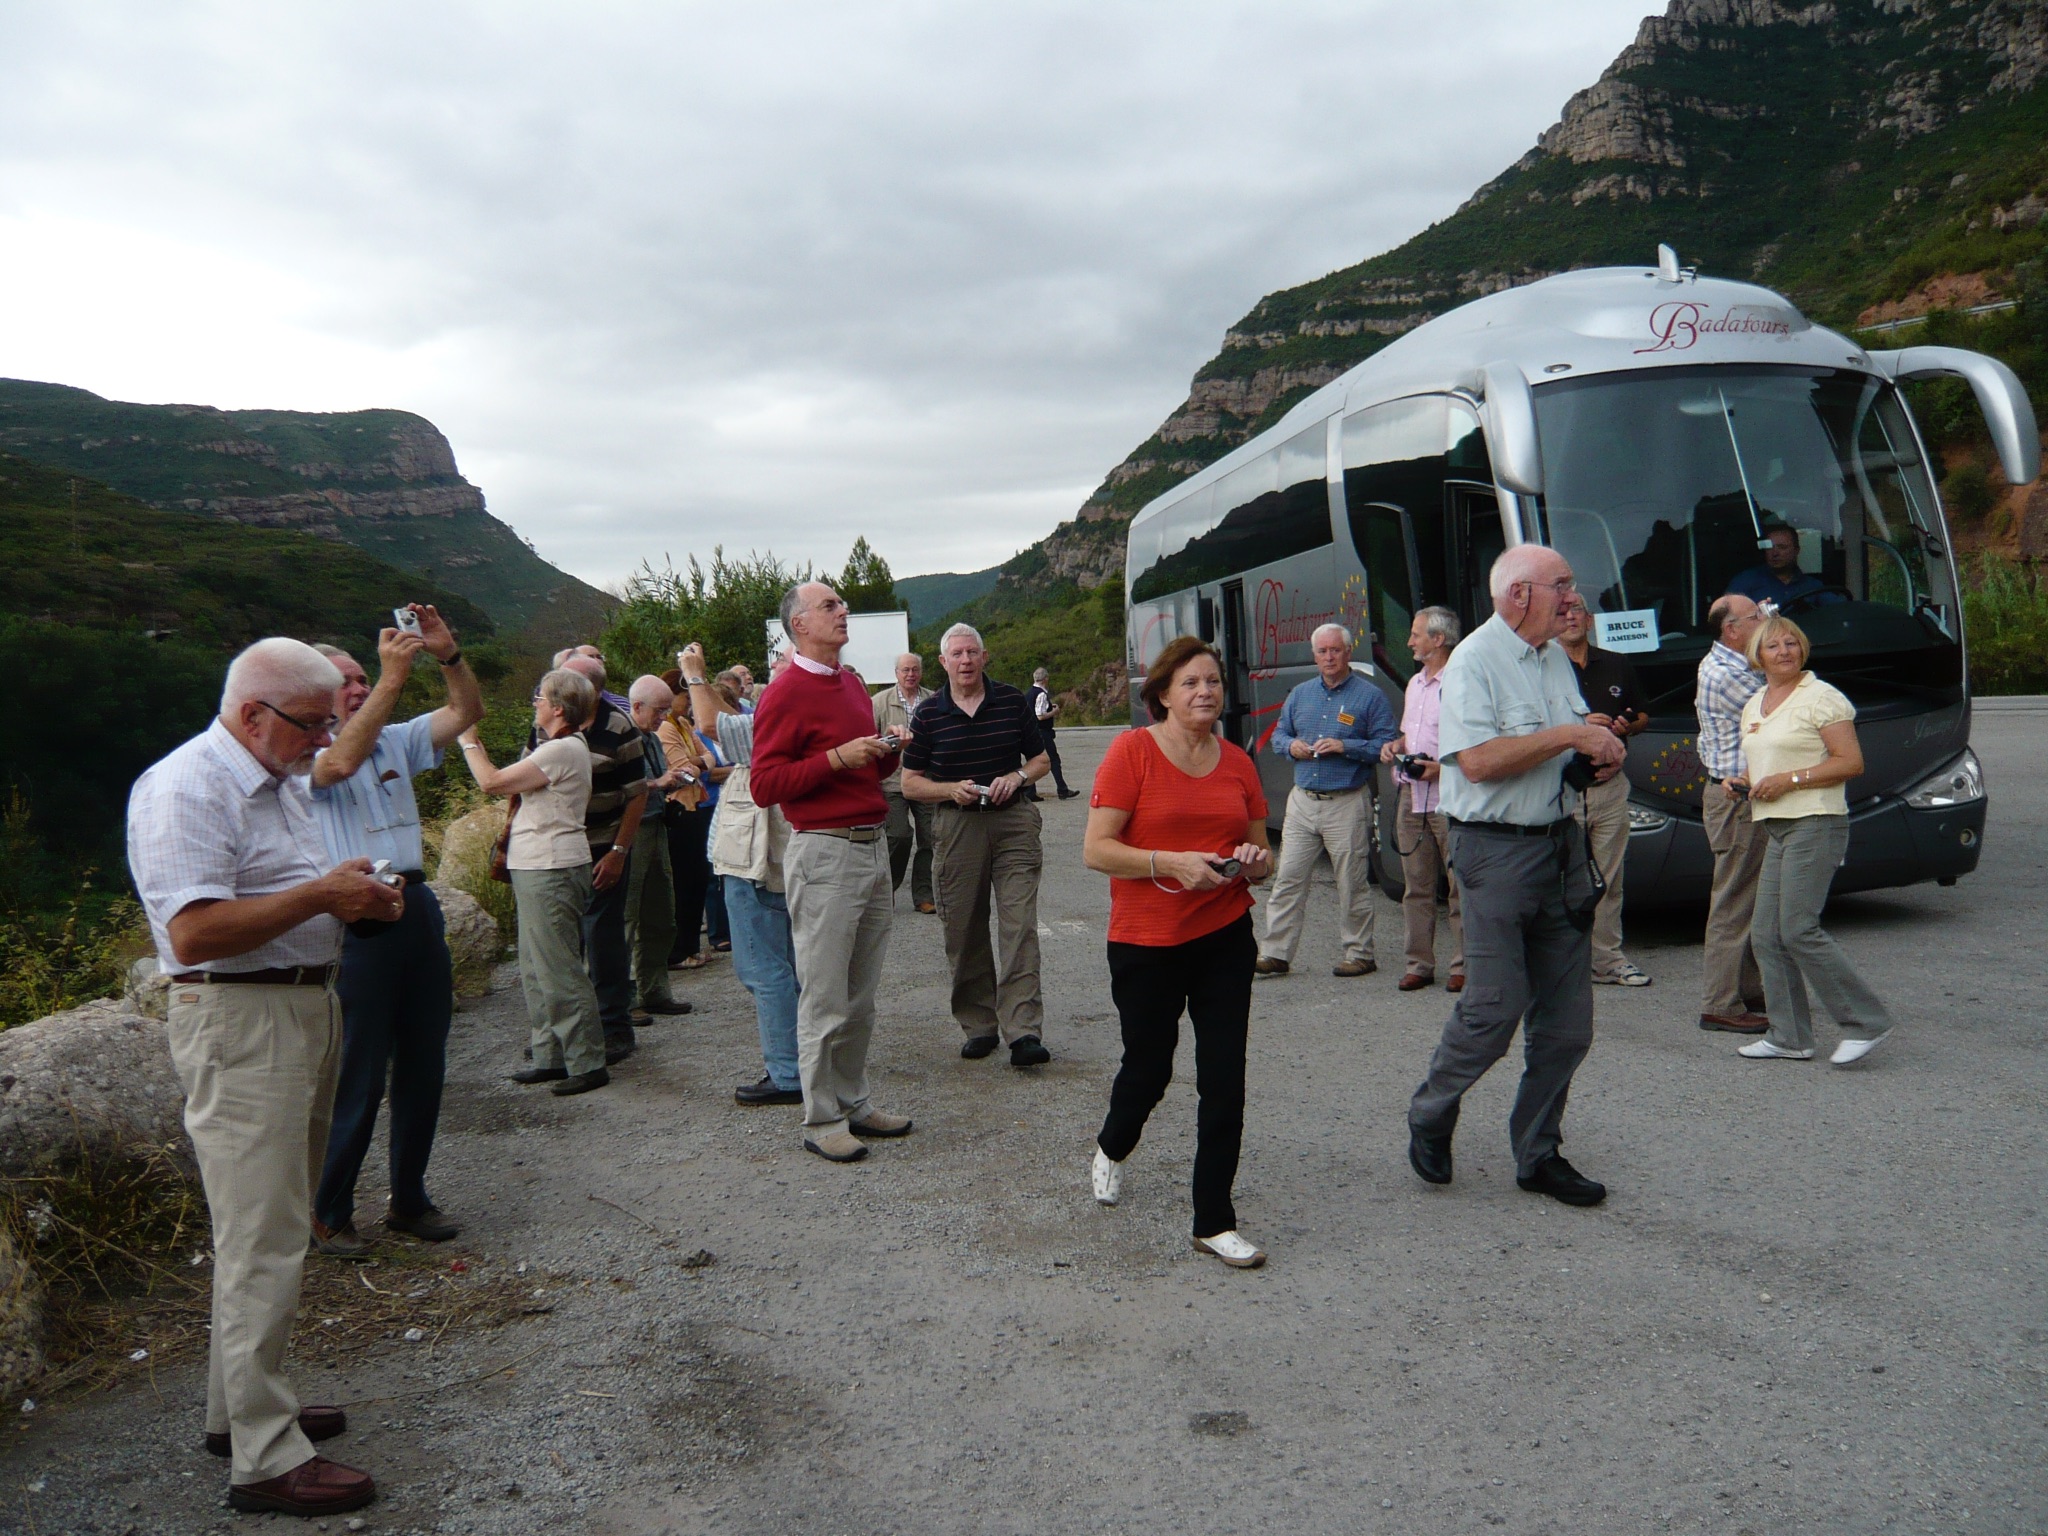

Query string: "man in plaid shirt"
[[1696, 594, 1769, 1033]]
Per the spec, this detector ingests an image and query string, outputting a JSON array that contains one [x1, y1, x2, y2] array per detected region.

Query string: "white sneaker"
[[1738, 1040, 1813, 1060], [1192, 1230, 1267, 1268], [1091, 1147, 1122, 1206], [1830, 1034, 1888, 1066], [1595, 962, 1652, 987]]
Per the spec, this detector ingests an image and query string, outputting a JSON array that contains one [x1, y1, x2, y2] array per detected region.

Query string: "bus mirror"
[[1868, 345, 2042, 487], [1481, 362, 1545, 496]]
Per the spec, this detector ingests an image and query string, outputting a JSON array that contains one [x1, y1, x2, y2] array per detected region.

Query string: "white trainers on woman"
[[1737, 1039, 1812, 1060], [1091, 1147, 1122, 1206], [1192, 1230, 1266, 1269]]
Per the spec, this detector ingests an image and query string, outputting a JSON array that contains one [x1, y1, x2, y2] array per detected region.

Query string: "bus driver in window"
[[1728, 523, 1841, 609]]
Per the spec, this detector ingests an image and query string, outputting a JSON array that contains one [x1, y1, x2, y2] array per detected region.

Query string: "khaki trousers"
[[1396, 800, 1463, 979], [1701, 780, 1767, 1015], [625, 813, 678, 1007], [165, 980, 341, 1484], [511, 866, 607, 1076], [1585, 774, 1634, 979], [785, 831, 894, 1139], [1261, 785, 1376, 966], [933, 800, 1045, 1044]]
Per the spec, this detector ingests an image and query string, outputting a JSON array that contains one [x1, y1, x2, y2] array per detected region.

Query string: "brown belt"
[[798, 825, 885, 843], [168, 965, 339, 987]]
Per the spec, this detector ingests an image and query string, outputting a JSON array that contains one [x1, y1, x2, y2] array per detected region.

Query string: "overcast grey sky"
[[0, 2, 1650, 589]]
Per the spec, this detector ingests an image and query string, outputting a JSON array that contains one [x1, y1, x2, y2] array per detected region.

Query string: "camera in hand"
[[1561, 752, 1601, 792], [1206, 857, 1242, 879], [1393, 752, 1434, 777], [347, 859, 407, 938]]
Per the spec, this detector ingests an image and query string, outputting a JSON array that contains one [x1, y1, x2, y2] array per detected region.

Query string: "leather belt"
[[1301, 784, 1365, 800], [799, 825, 885, 843], [1447, 817, 1573, 839], [169, 965, 340, 987]]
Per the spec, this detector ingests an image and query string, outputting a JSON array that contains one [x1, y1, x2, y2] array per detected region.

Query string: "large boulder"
[[434, 802, 517, 945], [0, 1230, 41, 1404], [430, 882, 502, 999], [0, 1000, 188, 1180], [123, 956, 170, 1021]]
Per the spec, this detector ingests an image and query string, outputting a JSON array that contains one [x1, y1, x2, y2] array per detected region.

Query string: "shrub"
[[1963, 552, 2048, 695], [0, 877, 150, 1032]]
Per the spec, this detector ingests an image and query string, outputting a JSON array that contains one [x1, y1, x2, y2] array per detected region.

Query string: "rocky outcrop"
[[0, 1001, 188, 1181], [1155, 366, 1349, 445], [431, 883, 503, 1000]]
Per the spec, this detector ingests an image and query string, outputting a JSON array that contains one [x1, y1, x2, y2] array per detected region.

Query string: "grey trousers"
[[1701, 779, 1767, 1015], [933, 800, 1045, 1044], [786, 831, 894, 1139], [1396, 801, 1463, 979], [625, 813, 678, 1007], [883, 787, 936, 906], [1408, 825, 1594, 1177], [511, 865, 607, 1076], [1753, 815, 1896, 1052], [167, 981, 339, 1483]]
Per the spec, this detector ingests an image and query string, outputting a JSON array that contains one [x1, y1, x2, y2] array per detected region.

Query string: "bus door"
[[1448, 482, 1504, 630], [1219, 579, 1251, 749]]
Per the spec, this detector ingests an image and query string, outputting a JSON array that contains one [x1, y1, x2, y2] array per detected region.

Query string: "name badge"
[[1337, 712, 1355, 726]]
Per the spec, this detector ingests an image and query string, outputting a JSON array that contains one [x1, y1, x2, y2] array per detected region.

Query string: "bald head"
[[563, 654, 607, 690], [1489, 545, 1577, 645], [628, 674, 673, 732]]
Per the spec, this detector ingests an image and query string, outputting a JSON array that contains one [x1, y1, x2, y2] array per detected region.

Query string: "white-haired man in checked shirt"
[[127, 637, 403, 1519], [1696, 593, 1771, 1035]]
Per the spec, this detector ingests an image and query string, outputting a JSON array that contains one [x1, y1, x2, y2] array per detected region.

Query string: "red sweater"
[[749, 664, 897, 830]]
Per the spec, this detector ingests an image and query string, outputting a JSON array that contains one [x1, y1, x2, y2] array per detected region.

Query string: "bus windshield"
[[1533, 366, 1958, 667]]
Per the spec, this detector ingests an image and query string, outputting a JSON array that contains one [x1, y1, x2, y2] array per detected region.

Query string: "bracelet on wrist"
[[439, 649, 463, 668]]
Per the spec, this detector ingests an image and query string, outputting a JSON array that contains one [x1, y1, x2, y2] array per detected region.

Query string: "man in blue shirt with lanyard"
[[308, 606, 484, 1254], [1255, 623, 1399, 978]]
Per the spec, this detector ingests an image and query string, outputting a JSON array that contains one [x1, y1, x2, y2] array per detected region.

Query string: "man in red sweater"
[[750, 581, 916, 1163]]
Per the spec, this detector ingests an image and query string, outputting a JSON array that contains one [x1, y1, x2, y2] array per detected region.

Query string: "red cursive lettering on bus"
[[1637, 302, 1794, 355], [1253, 578, 1336, 669]]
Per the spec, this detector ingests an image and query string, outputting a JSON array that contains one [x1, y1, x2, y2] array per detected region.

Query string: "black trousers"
[[1042, 724, 1072, 795], [582, 843, 634, 1031], [1097, 913, 1255, 1238], [668, 805, 711, 962]]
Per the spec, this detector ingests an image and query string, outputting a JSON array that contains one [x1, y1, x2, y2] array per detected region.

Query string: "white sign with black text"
[[1594, 608, 1660, 654]]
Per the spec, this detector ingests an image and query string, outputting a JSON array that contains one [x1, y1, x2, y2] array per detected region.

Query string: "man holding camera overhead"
[[1404, 546, 1624, 1209], [306, 605, 483, 1259]]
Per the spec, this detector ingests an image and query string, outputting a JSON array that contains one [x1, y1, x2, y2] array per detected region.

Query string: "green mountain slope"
[[956, 0, 2048, 714], [894, 565, 1001, 630], [0, 378, 613, 642]]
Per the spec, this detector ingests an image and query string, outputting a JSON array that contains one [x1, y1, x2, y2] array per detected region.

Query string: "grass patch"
[[2, 1136, 551, 1408]]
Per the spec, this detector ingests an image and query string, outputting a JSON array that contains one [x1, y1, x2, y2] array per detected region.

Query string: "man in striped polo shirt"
[[900, 623, 1054, 1067]]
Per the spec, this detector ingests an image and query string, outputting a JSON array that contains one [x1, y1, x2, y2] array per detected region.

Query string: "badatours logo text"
[[1636, 302, 1793, 355]]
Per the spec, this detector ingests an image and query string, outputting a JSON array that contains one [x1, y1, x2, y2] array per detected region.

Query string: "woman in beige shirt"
[[456, 668, 610, 1095], [1728, 616, 1896, 1065]]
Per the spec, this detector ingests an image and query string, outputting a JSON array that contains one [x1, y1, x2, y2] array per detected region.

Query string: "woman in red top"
[[1083, 636, 1273, 1268]]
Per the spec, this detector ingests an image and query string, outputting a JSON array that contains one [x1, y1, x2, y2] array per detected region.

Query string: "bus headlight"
[[1627, 802, 1672, 834], [1903, 748, 1985, 809]]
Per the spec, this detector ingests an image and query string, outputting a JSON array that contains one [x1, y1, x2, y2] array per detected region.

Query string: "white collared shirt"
[[126, 719, 342, 973], [791, 651, 837, 676]]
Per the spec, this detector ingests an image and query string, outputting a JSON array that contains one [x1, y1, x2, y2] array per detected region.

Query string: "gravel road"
[[6, 707, 2044, 1535]]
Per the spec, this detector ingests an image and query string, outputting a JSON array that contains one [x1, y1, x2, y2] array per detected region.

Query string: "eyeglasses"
[[1519, 576, 1578, 595], [258, 701, 338, 733]]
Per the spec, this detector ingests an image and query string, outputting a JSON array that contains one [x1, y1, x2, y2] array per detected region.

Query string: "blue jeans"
[[316, 883, 452, 1231], [724, 875, 799, 1090]]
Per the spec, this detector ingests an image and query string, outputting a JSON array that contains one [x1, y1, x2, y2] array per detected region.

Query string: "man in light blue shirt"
[[308, 608, 483, 1255], [1255, 623, 1399, 978], [1406, 546, 1624, 1210]]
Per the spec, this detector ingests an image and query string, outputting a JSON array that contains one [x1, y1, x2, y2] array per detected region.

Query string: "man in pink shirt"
[[1380, 607, 1465, 992]]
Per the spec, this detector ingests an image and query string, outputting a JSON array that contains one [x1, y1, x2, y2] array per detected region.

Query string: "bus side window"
[[1343, 396, 1452, 676]]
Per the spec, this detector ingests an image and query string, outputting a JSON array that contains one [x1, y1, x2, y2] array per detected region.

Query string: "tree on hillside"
[[838, 536, 898, 613], [601, 547, 809, 678]]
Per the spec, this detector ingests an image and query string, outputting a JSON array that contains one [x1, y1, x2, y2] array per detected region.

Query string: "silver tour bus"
[[1123, 247, 2038, 903]]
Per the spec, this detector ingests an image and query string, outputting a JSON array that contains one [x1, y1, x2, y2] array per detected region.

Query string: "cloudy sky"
[[0, 2, 1651, 590]]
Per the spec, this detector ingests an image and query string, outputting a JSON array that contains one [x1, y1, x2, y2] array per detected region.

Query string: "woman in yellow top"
[[1728, 615, 1896, 1065]]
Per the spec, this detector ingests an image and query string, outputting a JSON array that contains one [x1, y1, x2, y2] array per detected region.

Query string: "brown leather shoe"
[[226, 1455, 375, 1515], [1332, 960, 1378, 978], [1253, 956, 1289, 976], [206, 1406, 346, 1458], [915, 901, 937, 914], [1700, 1012, 1770, 1034], [1446, 974, 1465, 993], [1397, 972, 1433, 992]]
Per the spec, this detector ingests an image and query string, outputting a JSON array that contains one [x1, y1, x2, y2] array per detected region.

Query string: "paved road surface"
[[7, 704, 2044, 1534]]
